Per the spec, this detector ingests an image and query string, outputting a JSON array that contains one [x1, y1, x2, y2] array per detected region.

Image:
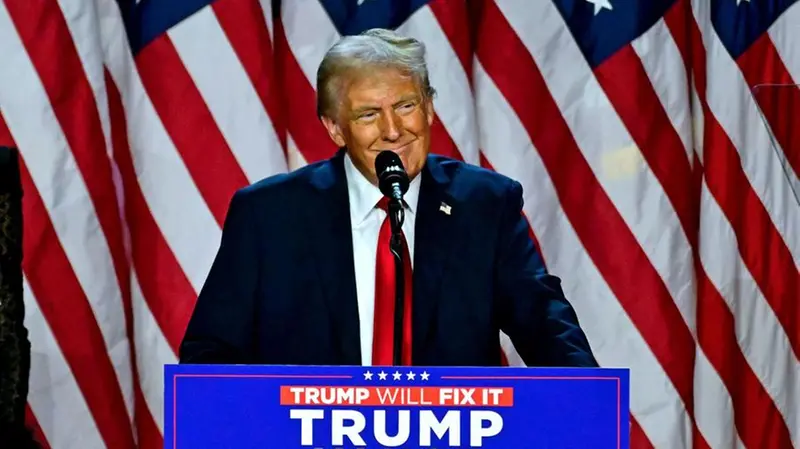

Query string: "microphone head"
[[374, 150, 409, 198]]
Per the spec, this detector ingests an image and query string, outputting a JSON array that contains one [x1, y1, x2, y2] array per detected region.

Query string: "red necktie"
[[372, 197, 413, 366]]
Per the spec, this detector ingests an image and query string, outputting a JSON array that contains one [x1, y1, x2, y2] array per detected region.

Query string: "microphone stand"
[[387, 198, 405, 366]]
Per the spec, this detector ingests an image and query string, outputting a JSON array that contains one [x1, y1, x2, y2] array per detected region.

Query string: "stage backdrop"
[[0, 0, 798, 448]]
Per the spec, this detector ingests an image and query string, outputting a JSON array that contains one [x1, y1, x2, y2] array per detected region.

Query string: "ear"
[[320, 115, 347, 147]]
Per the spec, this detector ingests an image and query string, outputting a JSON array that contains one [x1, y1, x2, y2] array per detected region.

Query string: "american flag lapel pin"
[[439, 202, 451, 215]]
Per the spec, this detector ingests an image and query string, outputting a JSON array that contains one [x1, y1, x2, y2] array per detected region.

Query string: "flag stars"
[[420, 371, 430, 381], [406, 371, 416, 381], [392, 371, 402, 380], [378, 370, 388, 380], [363, 370, 373, 380], [585, 0, 613, 15]]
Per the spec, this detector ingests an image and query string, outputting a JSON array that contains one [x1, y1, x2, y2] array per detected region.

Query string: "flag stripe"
[[427, 0, 472, 78], [593, 45, 697, 325], [23, 278, 100, 449], [694, 220, 794, 448], [690, 0, 800, 362], [737, 34, 800, 179], [770, 5, 800, 176], [479, 2, 708, 447], [689, 12, 800, 442], [105, 67, 161, 446], [692, 1, 800, 264], [0, 3, 138, 446], [273, 20, 337, 164], [630, 418, 656, 449], [474, 10, 694, 449], [429, 116, 462, 160], [399, 5, 475, 162], [473, 60, 664, 446], [280, 0, 337, 86], [98, 4, 222, 297], [105, 70, 197, 354], [24, 405, 52, 449], [692, 345, 745, 449], [131, 270, 178, 441], [624, 11, 763, 447], [631, 13, 693, 160], [3, 0, 138, 422], [213, 0, 287, 151], [276, 0, 339, 164], [613, 40, 695, 247], [133, 381, 164, 449], [18, 160, 135, 448], [0, 106, 12, 147], [696, 172, 800, 444], [135, 34, 249, 225], [49, 3, 158, 441], [168, 5, 286, 183]]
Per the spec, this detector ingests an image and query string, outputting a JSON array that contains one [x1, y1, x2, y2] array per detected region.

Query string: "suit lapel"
[[412, 156, 459, 356], [307, 150, 361, 365]]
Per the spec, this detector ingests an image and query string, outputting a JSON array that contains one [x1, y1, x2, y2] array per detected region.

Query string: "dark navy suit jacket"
[[179, 150, 598, 367]]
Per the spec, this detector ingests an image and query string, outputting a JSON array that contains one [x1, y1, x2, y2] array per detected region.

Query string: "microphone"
[[374, 150, 409, 366], [375, 150, 410, 202], [375, 151, 409, 251]]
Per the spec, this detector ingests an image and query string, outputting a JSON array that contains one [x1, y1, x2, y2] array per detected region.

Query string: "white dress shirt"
[[344, 153, 421, 366]]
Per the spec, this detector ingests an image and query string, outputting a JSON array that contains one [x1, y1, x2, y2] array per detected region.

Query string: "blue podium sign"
[[164, 364, 629, 448]]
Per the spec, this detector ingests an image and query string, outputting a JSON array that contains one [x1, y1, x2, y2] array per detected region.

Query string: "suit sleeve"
[[495, 180, 599, 367], [179, 189, 259, 364]]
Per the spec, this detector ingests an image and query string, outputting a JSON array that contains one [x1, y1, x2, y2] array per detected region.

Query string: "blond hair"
[[316, 28, 436, 119]]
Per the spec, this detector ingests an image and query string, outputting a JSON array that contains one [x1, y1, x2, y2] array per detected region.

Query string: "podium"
[[164, 364, 629, 448]]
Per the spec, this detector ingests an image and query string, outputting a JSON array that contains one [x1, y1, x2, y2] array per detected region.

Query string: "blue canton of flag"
[[320, 0, 431, 34], [551, 0, 679, 68], [711, 0, 799, 58]]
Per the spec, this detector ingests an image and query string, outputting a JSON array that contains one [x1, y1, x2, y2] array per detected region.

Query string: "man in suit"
[[180, 28, 597, 368]]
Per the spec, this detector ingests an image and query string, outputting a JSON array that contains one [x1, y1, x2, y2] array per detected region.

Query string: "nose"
[[380, 109, 402, 142]]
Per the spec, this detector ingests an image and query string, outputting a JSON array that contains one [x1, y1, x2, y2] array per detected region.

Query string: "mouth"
[[375, 142, 413, 154]]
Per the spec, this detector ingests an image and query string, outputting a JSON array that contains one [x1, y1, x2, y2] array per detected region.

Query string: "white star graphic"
[[420, 371, 430, 381], [392, 371, 402, 381], [378, 370, 388, 381], [406, 371, 416, 380], [363, 370, 373, 380], [585, 0, 613, 15]]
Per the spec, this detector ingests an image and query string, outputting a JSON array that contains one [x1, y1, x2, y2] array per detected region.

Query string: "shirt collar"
[[344, 152, 421, 227]]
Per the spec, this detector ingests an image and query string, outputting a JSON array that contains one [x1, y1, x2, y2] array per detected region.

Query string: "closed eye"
[[356, 111, 378, 122], [397, 102, 416, 113]]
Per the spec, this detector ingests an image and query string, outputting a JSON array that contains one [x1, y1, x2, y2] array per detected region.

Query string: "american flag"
[[0, 0, 798, 447]]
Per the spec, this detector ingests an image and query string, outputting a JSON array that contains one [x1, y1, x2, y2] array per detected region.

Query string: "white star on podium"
[[420, 371, 430, 381], [378, 370, 388, 380], [363, 370, 373, 380], [406, 371, 416, 380], [392, 371, 402, 380]]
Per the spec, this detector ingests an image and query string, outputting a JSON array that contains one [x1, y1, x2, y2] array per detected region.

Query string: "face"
[[321, 67, 435, 185]]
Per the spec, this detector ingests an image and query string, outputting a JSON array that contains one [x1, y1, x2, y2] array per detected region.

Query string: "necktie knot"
[[376, 197, 390, 212]]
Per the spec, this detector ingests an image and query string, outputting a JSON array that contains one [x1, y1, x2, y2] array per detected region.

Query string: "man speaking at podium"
[[180, 29, 597, 368]]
